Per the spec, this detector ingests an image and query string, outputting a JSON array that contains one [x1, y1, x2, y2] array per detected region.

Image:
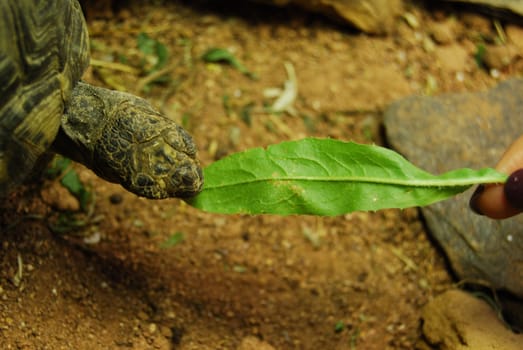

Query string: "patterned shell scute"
[[0, 0, 89, 195]]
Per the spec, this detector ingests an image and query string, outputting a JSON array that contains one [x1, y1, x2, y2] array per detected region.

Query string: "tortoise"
[[0, 0, 203, 199]]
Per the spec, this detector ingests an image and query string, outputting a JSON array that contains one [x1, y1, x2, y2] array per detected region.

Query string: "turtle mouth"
[[167, 161, 204, 198], [127, 158, 203, 200]]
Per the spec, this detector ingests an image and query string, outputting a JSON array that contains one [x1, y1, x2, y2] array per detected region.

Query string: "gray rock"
[[253, 0, 403, 34], [420, 290, 523, 350], [444, 0, 523, 17], [384, 79, 523, 299], [237, 336, 276, 350]]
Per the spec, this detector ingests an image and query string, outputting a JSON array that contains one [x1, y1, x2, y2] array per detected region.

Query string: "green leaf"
[[240, 102, 255, 126], [46, 156, 71, 178], [222, 94, 232, 117], [181, 112, 191, 129], [61, 170, 91, 211], [334, 321, 345, 333], [155, 42, 169, 69], [137, 32, 169, 71], [188, 138, 507, 216], [160, 232, 185, 248], [137, 32, 156, 55], [475, 43, 486, 68], [49, 212, 88, 234], [201, 48, 257, 79]]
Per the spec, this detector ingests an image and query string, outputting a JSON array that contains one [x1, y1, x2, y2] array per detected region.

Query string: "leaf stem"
[[202, 171, 507, 191]]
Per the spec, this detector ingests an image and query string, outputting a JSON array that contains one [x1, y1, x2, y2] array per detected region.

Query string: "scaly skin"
[[54, 82, 203, 199], [0, 0, 89, 196]]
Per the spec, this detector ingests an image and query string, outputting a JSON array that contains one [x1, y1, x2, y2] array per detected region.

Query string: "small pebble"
[[83, 231, 101, 245], [460, 13, 491, 34], [109, 193, 123, 204], [434, 44, 468, 72], [160, 326, 172, 338], [429, 21, 455, 45], [506, 25, 523, 50], [137, 311, 149, 321], [237, 336, 276, 350], [483, 45, 517, 70], [402, 12, 419, 28], [40, 184, 80, 211], [423, 36, 436, 52], [148, 323, 157, 334]]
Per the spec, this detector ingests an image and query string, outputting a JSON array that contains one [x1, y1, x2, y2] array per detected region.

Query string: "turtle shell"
[[0, 0, 89, 195]]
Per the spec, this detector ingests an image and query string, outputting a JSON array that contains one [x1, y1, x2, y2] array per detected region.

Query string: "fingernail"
[[469, 185, 485, 215], [504, 169, 523, 210]]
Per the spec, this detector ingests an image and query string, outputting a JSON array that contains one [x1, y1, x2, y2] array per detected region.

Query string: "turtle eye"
[[136, 173, 154, 187]]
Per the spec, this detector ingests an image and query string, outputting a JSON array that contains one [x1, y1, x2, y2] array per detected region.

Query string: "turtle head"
[[59, 83, 204, 199], [119, 118, 205, 199]]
